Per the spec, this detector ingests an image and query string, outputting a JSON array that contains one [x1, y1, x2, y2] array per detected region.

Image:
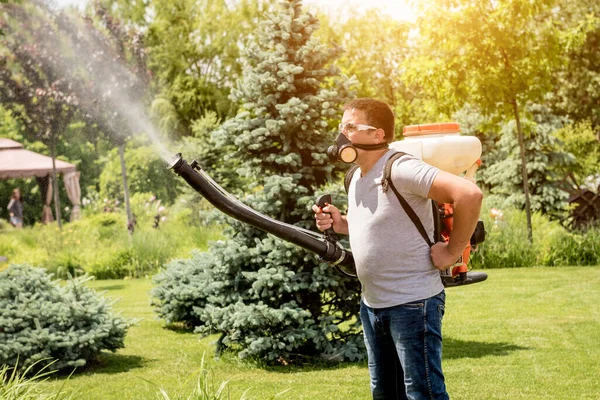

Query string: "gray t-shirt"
[[347, 149, 444, 308]]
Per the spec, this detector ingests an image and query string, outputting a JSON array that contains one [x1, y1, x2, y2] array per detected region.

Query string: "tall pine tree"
[[153, 0, 364, 362]]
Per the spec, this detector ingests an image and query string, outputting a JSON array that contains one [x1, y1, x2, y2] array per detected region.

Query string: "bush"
[[0, 205, 223, 280], [470, 198, 600, 269], [0, 264, 134, 373], [151, 251, 213, 328], [470, 205, 538, 269], [538, 225, 600, 266]]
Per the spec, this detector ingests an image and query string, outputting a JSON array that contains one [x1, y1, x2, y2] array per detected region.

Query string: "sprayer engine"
[[437, 203, 487, 286]]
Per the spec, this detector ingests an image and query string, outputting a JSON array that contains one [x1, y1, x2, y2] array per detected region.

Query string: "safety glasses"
[[338, 122, 378, 135]]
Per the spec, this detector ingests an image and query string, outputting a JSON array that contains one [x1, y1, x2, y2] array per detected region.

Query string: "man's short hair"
[[343, 98, 395, 142]]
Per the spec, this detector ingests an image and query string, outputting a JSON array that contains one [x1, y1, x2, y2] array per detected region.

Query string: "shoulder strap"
[[343, 152, 440, 247], [344, 164, 360, 194], [382, 152, 436, 248]]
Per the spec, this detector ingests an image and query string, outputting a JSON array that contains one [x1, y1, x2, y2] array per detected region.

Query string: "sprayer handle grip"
[[316, 194, 338, 242]]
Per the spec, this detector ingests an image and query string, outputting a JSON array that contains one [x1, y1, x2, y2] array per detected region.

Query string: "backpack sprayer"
[[169, 122, 487, 287], [390, 122, 487, 285]]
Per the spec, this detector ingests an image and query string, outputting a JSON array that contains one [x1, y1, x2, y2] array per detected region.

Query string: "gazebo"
[[0, 138, 82, 222]]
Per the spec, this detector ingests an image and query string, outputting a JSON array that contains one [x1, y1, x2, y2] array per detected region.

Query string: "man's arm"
[[427, 170, 483, 270]]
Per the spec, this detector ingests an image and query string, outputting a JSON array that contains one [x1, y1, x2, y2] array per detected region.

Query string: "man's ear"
[[374, 128, 385, 142]]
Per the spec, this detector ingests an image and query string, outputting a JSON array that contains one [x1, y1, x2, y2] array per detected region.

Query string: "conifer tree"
[[153, 0, 364, 362]]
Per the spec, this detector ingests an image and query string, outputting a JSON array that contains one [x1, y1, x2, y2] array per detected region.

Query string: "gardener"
[[312, 98, 483, 400], [7, 188, 23, 228]]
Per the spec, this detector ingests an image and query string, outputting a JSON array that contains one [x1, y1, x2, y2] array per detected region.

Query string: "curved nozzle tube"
[[169, 154, 357, 277]]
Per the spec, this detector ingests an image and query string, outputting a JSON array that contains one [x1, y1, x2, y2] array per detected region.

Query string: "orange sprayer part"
[[403, 122, 461, 137]]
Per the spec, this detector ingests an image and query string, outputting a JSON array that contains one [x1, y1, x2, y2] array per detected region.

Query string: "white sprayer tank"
[[389, 122, 482, 176]]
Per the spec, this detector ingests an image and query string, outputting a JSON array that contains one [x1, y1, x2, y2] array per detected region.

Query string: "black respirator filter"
[[327, 133, 358, 164]]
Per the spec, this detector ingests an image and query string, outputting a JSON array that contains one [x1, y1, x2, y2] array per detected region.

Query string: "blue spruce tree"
[[153, 0, 365, 362]]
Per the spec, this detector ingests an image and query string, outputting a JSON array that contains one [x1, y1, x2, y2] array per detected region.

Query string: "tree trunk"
[[50, 131, 62, 229], [118, 144, 133, 234], [512, 98, 533, 243]]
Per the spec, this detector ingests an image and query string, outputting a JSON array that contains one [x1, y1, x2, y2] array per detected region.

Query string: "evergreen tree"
[[480, 104, 571, 216], [153, 0, 364, 362]]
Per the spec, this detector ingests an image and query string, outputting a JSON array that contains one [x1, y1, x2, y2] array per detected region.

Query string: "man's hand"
[[430, 242, 461, 270], [311, 203, 348, 235]]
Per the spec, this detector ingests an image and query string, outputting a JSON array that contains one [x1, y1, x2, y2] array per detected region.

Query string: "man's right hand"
[[312, 203, 348, 235]]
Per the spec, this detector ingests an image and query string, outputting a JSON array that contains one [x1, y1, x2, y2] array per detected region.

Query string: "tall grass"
[[143, 353, 291, 400], [0, 361, 75, 400], [470, 200, 600, 269], [0, 211, 222, 278]]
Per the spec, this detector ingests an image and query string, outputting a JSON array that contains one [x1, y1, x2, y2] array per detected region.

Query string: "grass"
[[39, 266, 600, 399], [1, 360, 75, 400]]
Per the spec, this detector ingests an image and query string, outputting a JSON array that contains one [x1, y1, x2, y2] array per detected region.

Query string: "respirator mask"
[[327, 123, 389, 164]]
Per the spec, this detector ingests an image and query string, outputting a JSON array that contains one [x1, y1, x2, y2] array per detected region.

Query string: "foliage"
[[407, 0, 573, 240], [144, 352, 292, 400], [174, 110, 249, 197], [0, 360, 75, 400], [151, 251, 212, 328], [535, 220, 600, 266], [470, 203, 538, 269], [0, 1, 76, 146], [408, 0, 566, 118], [134, 0, 276, 137], [0, 1, 155, 224], [479, 105, 571, 215], [0, 264, 134, 373], [0, 205, 223, 279], [553, 120, 600, 188], [153, 0, 364, 363], [98, 141, 181, 206], [470, 198, 600, 269], [316, 11, 428, 136], [550, 0, 600, 130]]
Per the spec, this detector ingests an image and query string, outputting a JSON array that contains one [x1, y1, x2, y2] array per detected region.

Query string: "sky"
[[53, 0, 417, 22]]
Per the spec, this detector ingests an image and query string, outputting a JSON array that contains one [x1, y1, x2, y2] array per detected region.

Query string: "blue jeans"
[[360, 291, 448, 400]]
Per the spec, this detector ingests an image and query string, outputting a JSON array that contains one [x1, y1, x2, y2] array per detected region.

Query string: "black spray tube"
[[169, 154, 357, 276]]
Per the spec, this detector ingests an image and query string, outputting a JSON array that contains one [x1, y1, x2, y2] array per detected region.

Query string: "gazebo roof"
[[0, 138, 76, 179]]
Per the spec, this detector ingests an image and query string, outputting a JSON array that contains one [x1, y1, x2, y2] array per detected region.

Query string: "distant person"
[[7, 188, 23, 228]]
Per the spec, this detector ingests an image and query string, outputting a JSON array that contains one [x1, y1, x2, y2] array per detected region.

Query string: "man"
[[312, 98, 483, 400]]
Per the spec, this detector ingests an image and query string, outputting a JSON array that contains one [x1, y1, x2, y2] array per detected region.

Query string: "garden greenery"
[[0, 200, 223, 279], [0, 0, 598, 376], [0, 265, 134, 373], [471, 198, 600, 269], [0, 360, 75, 400]]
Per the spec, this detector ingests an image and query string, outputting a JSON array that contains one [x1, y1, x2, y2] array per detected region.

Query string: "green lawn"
[[43, 267, 600, 399]]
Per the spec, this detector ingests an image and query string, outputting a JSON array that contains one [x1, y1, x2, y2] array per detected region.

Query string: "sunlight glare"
[[303, 0, 417, 23]]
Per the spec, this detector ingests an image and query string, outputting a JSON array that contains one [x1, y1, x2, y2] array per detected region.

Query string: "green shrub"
[[151, 251, 213, 328], [0, 264, 134, 373], [0, 207, 222, 280], [538, 225, 600, 266], [471, 199, 600, 269], [471, 206, 538, 269], [91, 249, 131, 280]]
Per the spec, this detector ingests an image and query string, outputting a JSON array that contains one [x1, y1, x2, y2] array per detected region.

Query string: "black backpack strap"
[[382, 152, 435, 248], [344, 164, 360, 194], [432, 200, 441, 243]]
